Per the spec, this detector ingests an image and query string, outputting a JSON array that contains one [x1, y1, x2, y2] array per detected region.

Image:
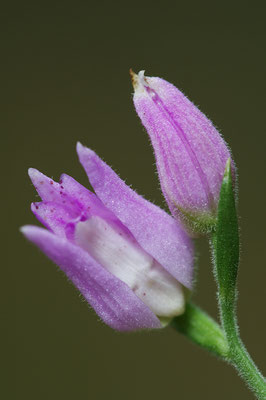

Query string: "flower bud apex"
[[132, 70, 236, 233]]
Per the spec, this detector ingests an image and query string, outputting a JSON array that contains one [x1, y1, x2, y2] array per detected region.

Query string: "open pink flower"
[[21, 143, 194, 331], [132, 71, 236, 231]]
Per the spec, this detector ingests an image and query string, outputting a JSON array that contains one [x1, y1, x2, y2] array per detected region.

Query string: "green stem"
[[219, 296, 266, 399], [172, 302, 266, 399], [171, 302, 229, 359]]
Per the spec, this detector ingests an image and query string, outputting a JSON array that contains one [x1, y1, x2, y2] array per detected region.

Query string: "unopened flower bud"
[[131, 70, 236, 233]]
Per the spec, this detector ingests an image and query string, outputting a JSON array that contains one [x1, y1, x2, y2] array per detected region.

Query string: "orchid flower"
[[21, 143, 194, 331]]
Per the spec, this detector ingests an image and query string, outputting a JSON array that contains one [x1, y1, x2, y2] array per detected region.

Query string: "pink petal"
[[21, 225, 161, 331], [77, 143, 194, 289]]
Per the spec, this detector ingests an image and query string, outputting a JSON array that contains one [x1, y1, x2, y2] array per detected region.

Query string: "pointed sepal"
[[212, 159, 239, 317]]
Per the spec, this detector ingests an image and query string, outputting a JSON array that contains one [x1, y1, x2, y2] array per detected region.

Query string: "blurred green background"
[[3, 1, 265, 399]]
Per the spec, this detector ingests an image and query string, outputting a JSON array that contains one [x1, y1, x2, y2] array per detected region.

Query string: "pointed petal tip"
[[28, 168, 43, 187], [20, 225, 54, 244], [76, 141, 84, 152], [28, 168, 46, 185], [20, 225, 27, 235], [28, 167, 38, 178], [20, 224, 35, 237], [76, 142, 96, 160]]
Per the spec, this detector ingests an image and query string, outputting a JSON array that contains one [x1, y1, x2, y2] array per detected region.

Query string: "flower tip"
[[19, 225, 26, 234], [76, 142, 96, 158], [20, 225, 47, 244], [28, 167, 42, 185], [28, 167, 36, 177], [76, 142, 98, 174], [20, 225, 32, 237], [76, 141, 84, 153], [129, 69, 148, 92], [76, 141, 87, 158]]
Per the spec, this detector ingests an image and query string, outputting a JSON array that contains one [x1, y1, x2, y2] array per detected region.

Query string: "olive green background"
[[3, 1, 265, 399]]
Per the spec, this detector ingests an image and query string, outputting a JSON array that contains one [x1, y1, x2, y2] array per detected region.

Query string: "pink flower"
[[132, 70, 236, 232], [21, 143, 194, 331]]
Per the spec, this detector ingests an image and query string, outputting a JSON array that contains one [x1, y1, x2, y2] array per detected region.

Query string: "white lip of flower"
[[75, 216, 185, 319]]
